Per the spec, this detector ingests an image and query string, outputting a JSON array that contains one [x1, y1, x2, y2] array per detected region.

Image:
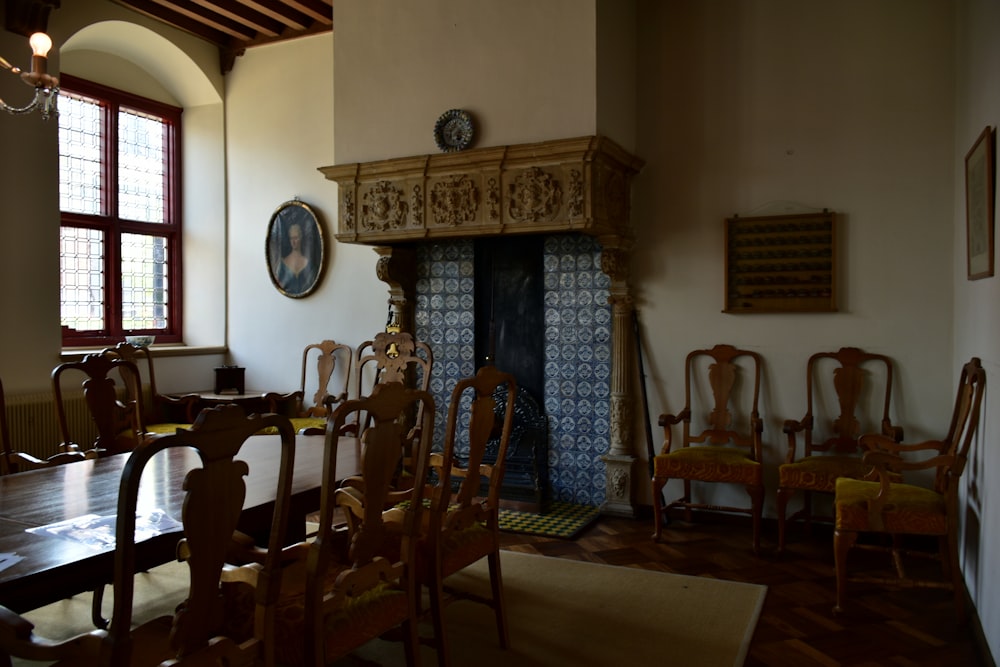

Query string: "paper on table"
[[0, 552, 23, 573], [25, 509, 183, 550]]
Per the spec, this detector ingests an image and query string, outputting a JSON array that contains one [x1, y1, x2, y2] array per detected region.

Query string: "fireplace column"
[[374, 245, 417, 333], [599, 237, 638, 518]]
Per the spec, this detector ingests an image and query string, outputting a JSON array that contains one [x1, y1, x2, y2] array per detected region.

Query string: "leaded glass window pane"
[[58, 93, 103, 216], [59, 227, 105, 331], [121, 233, 169, 329], [119, 109, 167, 223]]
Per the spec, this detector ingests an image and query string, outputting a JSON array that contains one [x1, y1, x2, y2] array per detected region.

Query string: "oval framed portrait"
[[266, 199, 325, 298]]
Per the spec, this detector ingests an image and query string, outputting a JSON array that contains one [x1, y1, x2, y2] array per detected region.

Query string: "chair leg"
[[833, 528, 857, 615], [652, 476, 667, 541], [682, 480, 693, 523], [427, 570, 449, 667], [747, 483, 764, 555], [942, 531, 967, 625], [91, 584, 108, 629], [402, 616, 421, 667], [776, 486, 794, 554], [487, 550, 510, 649]]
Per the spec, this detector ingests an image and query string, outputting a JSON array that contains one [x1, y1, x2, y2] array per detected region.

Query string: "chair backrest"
[[680, 344, 763, 458], [935, 356, 986, 494], [801, 347, 897, 456], [102, 343, 199, 425], [354, 330, 433, 394], [305, 381, 435, 665], [299, 339, 352, 417], [107, 406, 297, 666], [431, 365, 517, 529], [51, 353, 146, 456], [348, 330, 434, 436], [0, 376, 94, 475]]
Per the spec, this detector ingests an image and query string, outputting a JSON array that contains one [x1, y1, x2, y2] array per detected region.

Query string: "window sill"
[[60, 344, 227, 361]]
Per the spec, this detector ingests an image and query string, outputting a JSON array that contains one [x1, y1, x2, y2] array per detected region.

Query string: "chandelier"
[[0, 32, 58, 120]]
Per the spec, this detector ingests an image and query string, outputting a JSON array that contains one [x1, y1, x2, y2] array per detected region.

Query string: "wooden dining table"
[[0, 433, 359, 614]]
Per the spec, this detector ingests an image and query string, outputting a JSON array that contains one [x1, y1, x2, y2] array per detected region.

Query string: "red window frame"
[[59, 74, 183, 347]]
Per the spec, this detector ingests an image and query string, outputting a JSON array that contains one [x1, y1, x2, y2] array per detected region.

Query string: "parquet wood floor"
[[498, 511, 991, 667]]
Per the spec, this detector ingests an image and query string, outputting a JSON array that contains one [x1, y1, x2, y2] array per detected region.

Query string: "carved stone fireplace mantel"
[[319, 135, 645, 516]]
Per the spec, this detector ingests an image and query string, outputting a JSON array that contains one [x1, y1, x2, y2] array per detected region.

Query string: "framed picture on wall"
[[266, 199, 326, 297], [965, 126, 995, 281]]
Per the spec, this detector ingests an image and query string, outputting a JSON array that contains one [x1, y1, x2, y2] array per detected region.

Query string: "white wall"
[[224, 33, 388, 394], [953, 0, 1000, 657], [0, 25, 62, 392], [633, 0, 956, 505], [332, 0, 599, 164]]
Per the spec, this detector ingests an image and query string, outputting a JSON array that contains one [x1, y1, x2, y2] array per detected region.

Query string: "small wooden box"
[[214, 366, 245, 394]]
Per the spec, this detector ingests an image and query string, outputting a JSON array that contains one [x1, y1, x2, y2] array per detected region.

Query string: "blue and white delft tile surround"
[[415, 234, 611, 507]]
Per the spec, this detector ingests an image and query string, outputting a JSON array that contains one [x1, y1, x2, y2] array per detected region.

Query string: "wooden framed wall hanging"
[[724, 210, 836, 313], [965, 126, 995, 281]]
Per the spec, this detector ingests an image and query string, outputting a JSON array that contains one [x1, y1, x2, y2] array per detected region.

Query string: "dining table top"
[[0, 432, 359, 613]]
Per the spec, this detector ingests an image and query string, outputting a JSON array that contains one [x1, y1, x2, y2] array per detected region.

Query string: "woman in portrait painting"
[[275, 221, 316, 294]]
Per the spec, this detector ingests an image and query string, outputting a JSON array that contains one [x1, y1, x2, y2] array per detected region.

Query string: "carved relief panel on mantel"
[[319, 135, 644, 245]]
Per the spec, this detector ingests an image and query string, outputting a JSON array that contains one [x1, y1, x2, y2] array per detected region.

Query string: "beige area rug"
[[340, 551, 766, 667], [13, 551, 765, 667]]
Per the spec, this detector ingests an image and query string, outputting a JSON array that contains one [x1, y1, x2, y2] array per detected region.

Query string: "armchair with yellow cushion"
[[652, 344, 765, 554], [832, 357, 985, 623], [777, 347, 903, 553]]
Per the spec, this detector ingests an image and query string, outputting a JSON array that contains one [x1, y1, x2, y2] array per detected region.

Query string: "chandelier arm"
[[0, 86, 58, 119]]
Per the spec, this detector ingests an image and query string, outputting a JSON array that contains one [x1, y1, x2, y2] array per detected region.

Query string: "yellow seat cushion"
[[255, 416, 326, 435], [778, 455, 871, 493], [834, 477, 947, 535], [144, 422, 193, 435], [654, 446, 761, 485]]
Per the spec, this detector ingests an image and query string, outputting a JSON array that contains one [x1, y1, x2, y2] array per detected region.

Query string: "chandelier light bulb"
[[29, 33, 52, 58]]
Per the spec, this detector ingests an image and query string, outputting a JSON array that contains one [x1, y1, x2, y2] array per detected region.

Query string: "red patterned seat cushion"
[[834, 477, 947, 535], [778, 455, 872, 492], [654, 446, 761, 485]]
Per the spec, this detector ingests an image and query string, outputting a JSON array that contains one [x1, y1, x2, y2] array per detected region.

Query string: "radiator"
[[6, 390, 99, 460]]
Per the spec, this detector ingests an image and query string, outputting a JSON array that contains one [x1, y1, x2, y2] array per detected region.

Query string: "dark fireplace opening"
[[417, 233, 610, 510], [472, 236, 549, 511]]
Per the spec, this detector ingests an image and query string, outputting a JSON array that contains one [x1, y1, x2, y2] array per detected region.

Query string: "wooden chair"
[[268, 381, 435, 666], [266, 339, 353, 433], [0, 375, 96, 475], [51, 353, 148, 457], [0, 405, 298, 666], [420, 365, 517, 667], [651, 344, 765, 554], [833, 357, 985, 623], [345, 330, 434, 462], [777, 347, 903, 553], [102, 342, 200, 434]]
